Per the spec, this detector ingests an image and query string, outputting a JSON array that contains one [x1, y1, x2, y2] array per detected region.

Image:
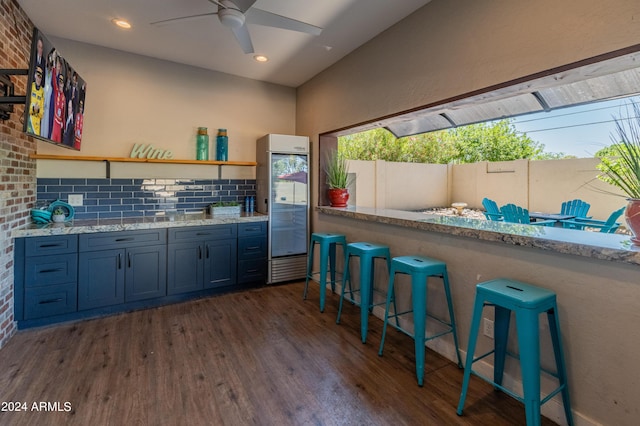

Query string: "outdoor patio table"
[[529, 212, 575, 226]]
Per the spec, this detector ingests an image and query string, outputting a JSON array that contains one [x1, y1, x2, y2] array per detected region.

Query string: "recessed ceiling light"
[[112, 18, 132, 29], [253, 55, 268, 63]]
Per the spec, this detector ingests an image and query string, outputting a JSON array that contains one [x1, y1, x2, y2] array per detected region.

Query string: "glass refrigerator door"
[[271, 153, 308, 258]]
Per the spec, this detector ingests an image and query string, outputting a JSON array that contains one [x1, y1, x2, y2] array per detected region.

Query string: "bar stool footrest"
[[307, 271, 344, 284]]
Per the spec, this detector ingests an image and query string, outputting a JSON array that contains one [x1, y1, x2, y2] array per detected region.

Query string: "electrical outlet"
[[68, 194, 83, 206], [483, 318, 494, 339]]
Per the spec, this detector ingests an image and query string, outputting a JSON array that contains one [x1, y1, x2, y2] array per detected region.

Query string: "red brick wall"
[[0, 0, 37, 349]]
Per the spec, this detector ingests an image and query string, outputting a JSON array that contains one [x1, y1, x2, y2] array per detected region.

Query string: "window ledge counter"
[[316, 206, 640, 267], [12, 212, 267, 238]]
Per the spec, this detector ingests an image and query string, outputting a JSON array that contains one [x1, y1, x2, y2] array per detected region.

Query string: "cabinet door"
[[125, 245, 167, 302], [78, 249, 125, 310], [167, 242, 203, 295], [203, 238, 237, 289]]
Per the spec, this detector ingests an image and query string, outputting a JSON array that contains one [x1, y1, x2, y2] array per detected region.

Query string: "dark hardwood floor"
[[0, 282, 557, 425]]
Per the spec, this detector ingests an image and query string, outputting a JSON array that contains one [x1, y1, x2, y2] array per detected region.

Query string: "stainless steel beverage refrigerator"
[[256, 134, 309, 283]]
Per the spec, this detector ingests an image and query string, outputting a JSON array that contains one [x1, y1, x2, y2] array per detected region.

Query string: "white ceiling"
[[17, 0, 432, 87]]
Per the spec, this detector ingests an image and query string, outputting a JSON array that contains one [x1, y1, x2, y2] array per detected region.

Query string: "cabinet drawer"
[[238, 236, 267, 260], [24, 283, 77, 320], [25, 235, 77, 256], [25, 254, 77, 288], [168, 224, 237, 242], [238, 259, 267, 284], [238, 221, 267, 237], [79, 230, 166, 251]]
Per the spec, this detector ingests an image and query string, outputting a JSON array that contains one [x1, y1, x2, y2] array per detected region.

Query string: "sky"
[[510, 95, 640, 158]]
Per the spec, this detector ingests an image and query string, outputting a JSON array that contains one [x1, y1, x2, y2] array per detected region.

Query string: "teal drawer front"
[[238, 222, 266, 237], [168, 225, 237, 242], [25, 253, 78, 288], [25, 235, 77, 256], [79, 230, 167, 251], [238, 259, 267, 284], [238, 236, 267, 260], [24, 283, 77, 320]]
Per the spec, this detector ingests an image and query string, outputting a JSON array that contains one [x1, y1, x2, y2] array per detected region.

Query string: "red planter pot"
[[328, 188, 349, 207], [625, 198, 640, 245]]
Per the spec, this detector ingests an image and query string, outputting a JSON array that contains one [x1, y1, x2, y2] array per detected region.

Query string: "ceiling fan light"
[[111, 18, 132, 29], [254, 55, 268, 62], [219, 8, 245, 29]]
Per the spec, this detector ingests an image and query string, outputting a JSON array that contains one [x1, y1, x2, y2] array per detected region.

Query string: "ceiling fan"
[[151, 0, 323, 54]]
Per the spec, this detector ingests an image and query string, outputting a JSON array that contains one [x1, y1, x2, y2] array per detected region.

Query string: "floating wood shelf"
[[30, 154, 257, 166]]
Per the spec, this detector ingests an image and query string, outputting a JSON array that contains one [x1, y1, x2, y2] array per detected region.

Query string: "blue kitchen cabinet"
[[205, 238, 237, 288], [78, 248, 125, 309], [18, 235, 79, 320], [167, 225, 237, 295], [14, 220, 266, 329], [237, 222, 268, 284], [78, 230, 167, 309]]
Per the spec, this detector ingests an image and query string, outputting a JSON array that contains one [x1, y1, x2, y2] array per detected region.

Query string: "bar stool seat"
[[336, 242, 391, 343], [378, 255, 462, 386], [304, 233, 347, 312], [457, 278, 573, 426]]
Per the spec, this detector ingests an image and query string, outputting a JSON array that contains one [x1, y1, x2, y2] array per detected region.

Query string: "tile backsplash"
[[36, 178, 256, 220]]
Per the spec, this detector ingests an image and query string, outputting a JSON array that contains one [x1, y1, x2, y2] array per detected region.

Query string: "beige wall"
[[297, 1, 640, 424], [529, 158, 625, 219], [38, 38, 297, 177], [349, 160, 448, 209], [351, 157, 625, 221], [453, 159, 625, 220], [451, 160, 530, 211]]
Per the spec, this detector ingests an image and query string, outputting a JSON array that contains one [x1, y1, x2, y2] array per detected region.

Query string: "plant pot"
[[625, 198, 640, 244], [52, 214, 66, 223], [328, 188, 349, 207], [209, 205, 241, 216]]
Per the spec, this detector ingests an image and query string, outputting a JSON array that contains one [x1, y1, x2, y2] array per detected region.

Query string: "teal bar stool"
[[304, 233, 347, 312], [457, 279, 573, 426], [378, 255, 462, 387], [336, 242, 391, 343]]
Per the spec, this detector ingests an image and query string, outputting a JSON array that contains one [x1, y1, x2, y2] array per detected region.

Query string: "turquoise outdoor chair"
[[560, 206, 625, 233], [560, 199, 591, 220], [482, 198, 503, 221], [500, 204, 555, 227]]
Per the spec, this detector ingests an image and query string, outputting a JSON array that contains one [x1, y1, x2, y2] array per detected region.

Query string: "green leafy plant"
[[52, 207, 65, 216], [210, 201, 239, 207], [597, 102, 640, 199], [324, 150, 352, 189]]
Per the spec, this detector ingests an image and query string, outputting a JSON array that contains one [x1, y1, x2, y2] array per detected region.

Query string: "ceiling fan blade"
[[246, 8, 322, 36], [231, 0, 257, 13], [231, 24, 254, 54], [207, 0, 228, 9], [150, 12, 218, 26]]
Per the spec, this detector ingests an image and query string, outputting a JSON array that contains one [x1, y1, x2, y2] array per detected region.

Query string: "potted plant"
[[324, 150, 352, 207], [209, 201, 241, 216], [51, 207, 66, 223], [596, 101, 640, 243]]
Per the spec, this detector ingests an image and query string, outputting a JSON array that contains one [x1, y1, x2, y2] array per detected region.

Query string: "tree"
[[448, 120, 542, 163], [339, 119, 570, 163]]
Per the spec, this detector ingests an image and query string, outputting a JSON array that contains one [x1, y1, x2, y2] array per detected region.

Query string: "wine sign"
[[129, 143, 174, 159]]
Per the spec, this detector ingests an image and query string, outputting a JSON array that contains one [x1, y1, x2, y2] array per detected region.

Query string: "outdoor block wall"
[[349, 157, 625, 220], [0, 0, 36, 349]]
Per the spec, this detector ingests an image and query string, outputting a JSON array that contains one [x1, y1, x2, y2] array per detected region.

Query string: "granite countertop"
[[316, 206, 640, 266], [12, 212, 268, 238]]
